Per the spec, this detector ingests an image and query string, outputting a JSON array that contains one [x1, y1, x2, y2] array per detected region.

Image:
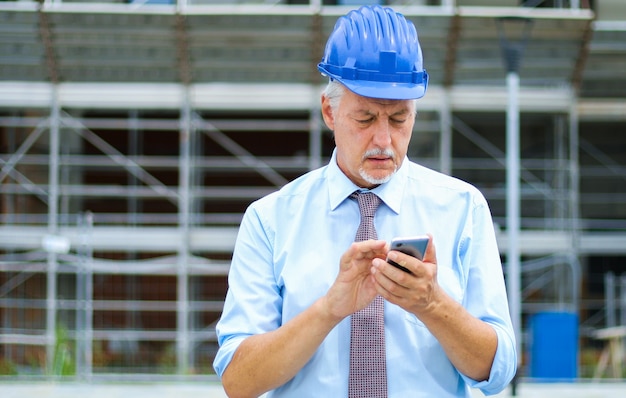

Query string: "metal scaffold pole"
[[177, 88, 192, 375], [506, 68, 521, 373], [45, 85, 60, 375], [496, 16, 533, 394]]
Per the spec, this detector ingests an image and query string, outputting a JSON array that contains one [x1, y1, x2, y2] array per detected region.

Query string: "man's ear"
[[320, 94, 335, 131]]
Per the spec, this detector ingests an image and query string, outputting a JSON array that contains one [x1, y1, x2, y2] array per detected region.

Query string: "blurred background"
[[0, 0, 625, 389]]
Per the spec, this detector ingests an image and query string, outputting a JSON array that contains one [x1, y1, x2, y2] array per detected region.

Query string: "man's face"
[[322, 88, 416, 188]]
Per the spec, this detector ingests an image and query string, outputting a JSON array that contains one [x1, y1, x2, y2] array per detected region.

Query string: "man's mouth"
[[362, 149, 396, 166], [367, 156, 392, 163]]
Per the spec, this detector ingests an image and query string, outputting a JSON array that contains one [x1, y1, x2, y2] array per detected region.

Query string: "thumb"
[[424, 233, 437, 264]]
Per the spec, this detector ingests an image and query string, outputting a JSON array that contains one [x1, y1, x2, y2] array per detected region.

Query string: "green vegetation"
[[51, 323, 75, 376]]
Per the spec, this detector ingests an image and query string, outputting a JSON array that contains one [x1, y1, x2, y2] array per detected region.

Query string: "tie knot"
[[352, 191, 381, 218]]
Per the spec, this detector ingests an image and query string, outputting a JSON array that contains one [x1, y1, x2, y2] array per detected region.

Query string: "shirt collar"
[[327, 148, 407, 214]]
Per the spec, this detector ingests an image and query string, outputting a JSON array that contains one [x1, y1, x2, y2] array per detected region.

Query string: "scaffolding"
[[1, 0, 626, 380]]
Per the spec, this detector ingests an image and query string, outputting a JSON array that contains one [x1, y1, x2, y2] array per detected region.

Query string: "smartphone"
[[387, 235, 429, 273]]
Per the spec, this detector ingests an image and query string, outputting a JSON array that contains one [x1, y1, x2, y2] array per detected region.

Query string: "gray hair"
[[322, 79, 346, 115]]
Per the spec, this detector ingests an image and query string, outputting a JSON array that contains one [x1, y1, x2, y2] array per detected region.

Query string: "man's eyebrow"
[[350, 109, 376, 116]]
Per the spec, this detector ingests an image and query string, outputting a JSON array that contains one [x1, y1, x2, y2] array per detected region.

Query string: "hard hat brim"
[[338, 78, 428, 101], [319, 64, 429, 100]]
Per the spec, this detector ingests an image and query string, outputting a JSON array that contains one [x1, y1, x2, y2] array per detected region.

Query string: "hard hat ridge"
[[318, 5, 428, 100]]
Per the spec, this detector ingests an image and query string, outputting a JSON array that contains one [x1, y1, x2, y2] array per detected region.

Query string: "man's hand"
[[371, 234, 442, 315], [321, 239, 389, 321]]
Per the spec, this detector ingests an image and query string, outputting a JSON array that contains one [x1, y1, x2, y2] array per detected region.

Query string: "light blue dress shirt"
[[214, 150, 517, 397]]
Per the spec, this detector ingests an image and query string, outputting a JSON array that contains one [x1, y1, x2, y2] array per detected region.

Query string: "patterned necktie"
[[349, 191, 387, 398]]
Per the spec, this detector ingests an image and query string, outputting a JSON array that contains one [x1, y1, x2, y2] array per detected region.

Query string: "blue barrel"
[[529, 311, 578, 380]]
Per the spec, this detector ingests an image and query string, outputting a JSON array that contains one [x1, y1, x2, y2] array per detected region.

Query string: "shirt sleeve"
[[213, 202, 281, 377], [459, 195, 518, 395]]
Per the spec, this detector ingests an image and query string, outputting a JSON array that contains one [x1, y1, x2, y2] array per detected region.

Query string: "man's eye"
[[357, 118, 374, 124], [391, 119, 407, 124]]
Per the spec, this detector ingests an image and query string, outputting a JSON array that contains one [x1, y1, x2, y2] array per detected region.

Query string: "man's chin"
[[359, 170, 395, 185]]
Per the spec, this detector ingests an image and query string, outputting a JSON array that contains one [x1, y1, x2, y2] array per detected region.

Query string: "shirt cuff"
[[213, 335, 247, 378], [461, 323, 517, 396]]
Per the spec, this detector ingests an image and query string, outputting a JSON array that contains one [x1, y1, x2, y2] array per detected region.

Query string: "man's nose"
[[371, 121, 392, 147]]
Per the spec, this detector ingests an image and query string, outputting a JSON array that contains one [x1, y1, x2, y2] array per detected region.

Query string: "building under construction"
[[1, 0, 625, 381]]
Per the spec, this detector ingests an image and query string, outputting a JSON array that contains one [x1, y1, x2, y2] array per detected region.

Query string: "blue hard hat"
[[318, 5, 428, 100]]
